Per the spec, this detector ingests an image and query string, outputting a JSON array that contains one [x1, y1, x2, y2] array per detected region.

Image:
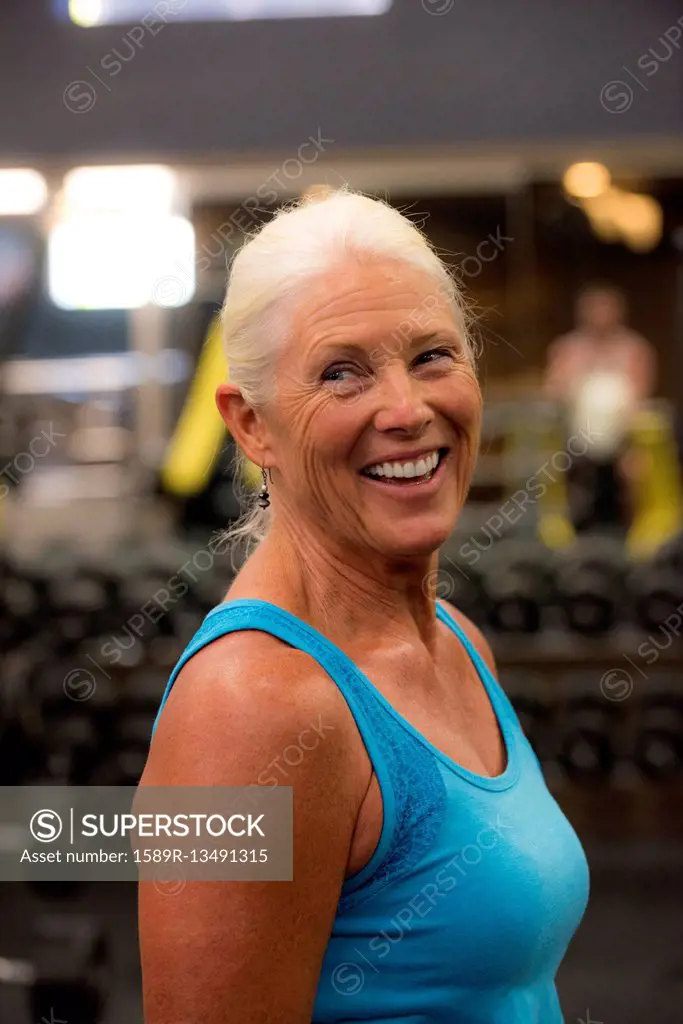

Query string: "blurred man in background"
[[544, 283, 658, 532]]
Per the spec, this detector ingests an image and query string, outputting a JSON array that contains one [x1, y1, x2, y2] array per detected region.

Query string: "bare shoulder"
[[626, 329, 656, 358], [145, 629, 365, 792], [439, 600, 497, 676], [624, 327, 650, 346], [138, 631, 369, 1024], [548, 329, 579, 352]]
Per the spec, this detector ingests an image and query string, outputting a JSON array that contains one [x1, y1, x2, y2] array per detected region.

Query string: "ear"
[[215, 383, 274, 468]]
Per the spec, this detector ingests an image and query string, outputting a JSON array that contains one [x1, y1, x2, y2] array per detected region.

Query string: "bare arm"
[[542, 334, 575, 402], [628, 332, 657, 402], [138, 632, 367, 1024]]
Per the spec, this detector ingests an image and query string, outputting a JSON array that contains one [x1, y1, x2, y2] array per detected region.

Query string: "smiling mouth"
[[359, 447, 449, 486]]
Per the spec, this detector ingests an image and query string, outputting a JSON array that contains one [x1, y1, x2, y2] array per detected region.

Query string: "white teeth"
[[364, 449, 442, 479]]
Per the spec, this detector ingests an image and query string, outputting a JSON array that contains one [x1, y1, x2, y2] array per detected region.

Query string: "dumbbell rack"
[[443, 395, 683, 838]]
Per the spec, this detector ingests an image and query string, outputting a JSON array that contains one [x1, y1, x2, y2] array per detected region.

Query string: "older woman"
[[140, 190, 589, 1023]]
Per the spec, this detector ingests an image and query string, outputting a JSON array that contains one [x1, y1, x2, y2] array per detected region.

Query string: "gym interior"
[[1, 1, 682, 1021]]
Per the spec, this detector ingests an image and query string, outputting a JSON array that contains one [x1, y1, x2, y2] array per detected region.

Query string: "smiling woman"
[[214, 189, 480, 560], [140, 188, 589, 1024]]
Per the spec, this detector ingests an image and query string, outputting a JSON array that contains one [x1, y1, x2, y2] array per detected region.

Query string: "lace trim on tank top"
[[162, 602, 448, 916], [337, 711, 447, 915]]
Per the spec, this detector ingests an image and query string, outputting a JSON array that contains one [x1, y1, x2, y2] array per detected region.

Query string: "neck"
[[242, 518, 443, 653]]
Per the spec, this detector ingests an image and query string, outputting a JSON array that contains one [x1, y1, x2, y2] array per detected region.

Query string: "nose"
[[372, 362, 434, 436]]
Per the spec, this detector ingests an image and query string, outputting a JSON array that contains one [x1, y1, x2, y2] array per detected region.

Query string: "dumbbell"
[[436, 547, 484, 624], [22, 730, 102, 899], [558, 697, 617, 784], [111, 568, 183, 662], [43, 565, 118, 655], [502, 667, 555, 763], [23, 656, 102, 784], [90, 711, 155, 786], [0, 913, 109, 1023], [105, 539, 213, 652], [633, 698, 683, 782], [630, 542, 683, 634], [631, 563, 683, 634], [654, 530, 683, 573], [120, 669, 167, 717], [19, 657, 105, 898], [479, 540, 554, 634], [555, 537, 627, 635], [0, 652, 47, 785], [510, 695, 551, 760], [0, 561, 49, 652], [0, 711, 46, 785], [86, 672, 164, 785], [146, 634, 184, 670], [153, 540, 222, 637], [44, 716, 100, 787]]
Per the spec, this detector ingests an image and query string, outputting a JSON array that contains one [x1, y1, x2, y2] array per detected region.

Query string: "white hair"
[[218, 187, 475, 558]]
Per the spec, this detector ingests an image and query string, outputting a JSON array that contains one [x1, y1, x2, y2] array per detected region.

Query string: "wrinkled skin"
[[217, 257, 482, 635]]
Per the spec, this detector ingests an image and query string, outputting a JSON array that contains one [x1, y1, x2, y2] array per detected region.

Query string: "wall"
[[1, 0, 682, 163]]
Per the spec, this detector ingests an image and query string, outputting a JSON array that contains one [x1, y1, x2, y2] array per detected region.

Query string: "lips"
[[360, 446, 449, 476], [360, 448, 449, 489]]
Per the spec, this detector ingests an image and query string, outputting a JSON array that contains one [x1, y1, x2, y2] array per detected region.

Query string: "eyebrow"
[[315, 330, 461, 360]]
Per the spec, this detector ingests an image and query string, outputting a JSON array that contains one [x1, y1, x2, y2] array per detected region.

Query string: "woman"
[[543, 283, 657, 533], [139, 190, 590, 1023]]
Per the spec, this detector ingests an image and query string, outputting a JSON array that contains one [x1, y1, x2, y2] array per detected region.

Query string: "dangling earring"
[[258, 465, 271, 509]]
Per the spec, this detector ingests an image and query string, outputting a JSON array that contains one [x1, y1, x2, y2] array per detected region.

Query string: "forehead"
[[289, 258, 457, 345]]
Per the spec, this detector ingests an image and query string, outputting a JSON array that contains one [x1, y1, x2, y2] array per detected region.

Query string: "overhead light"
[[581, 188, 626, 243], [615, 193, 663, 253], [562, 162, 611, 200], [68, 0, 105, 27], [49, 165, 190, 310], [61, 165, 176, 216], [66, 0, 392, 24], [581, 187, 663, 252], [48, 214, 195, 310], [0, 168, 48, 216]]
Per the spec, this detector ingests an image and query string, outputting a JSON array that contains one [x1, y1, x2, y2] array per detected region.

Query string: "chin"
[[371, 516, 455, 560]]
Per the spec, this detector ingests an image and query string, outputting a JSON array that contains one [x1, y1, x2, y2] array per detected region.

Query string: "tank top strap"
[[435, 600, 520, 731], [150, 597, 448, 912], [151, 598, 401, 748]]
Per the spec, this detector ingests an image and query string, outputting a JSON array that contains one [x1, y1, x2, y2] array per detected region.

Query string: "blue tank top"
[[151, 598, 590, 1023]]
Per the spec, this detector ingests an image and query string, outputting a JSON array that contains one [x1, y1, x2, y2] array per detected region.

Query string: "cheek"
[[277, 392, 360, 489], [293, 383, 364, 456], [443, 371, 482, 431]]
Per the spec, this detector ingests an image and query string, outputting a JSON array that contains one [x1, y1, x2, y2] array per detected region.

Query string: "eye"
[[413, 347, 456, 367], [321, 359, 376, 388], [321, 363, 360, 383]]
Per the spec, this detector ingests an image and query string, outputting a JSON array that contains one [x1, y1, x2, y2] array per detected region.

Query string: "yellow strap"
[[627, 407, 683, 559], [160, 316, 260, 496], [535, 414, 575, 549]]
